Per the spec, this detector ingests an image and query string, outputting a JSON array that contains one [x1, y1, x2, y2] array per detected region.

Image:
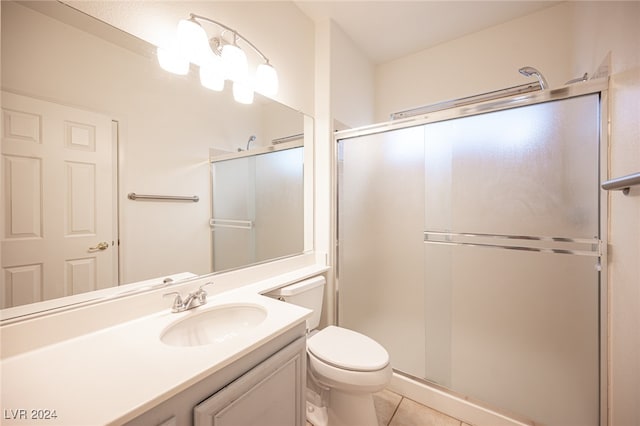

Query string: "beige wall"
[[330, 23, 375, 128], [373, 3, 639, 424], [375, 3, 573, 121]]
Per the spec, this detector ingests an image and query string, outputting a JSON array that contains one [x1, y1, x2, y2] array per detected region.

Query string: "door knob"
[[88, 241, 109, 252]]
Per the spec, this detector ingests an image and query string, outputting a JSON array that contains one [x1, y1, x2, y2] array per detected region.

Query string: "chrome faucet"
[[164, 282, 213, 313]]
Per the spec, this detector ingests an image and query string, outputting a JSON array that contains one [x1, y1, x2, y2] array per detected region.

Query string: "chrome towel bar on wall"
[[127, 193, 199, 202], [601, 172, 640, 195]]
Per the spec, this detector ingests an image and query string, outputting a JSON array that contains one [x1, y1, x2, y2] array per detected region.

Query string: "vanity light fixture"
[[157, 13, 279, 104], [157, 41, 190, 75]]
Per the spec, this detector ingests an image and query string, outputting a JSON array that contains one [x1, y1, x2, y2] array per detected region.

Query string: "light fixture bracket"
[[189, 13, 271, 64], [209, 37, 223, 56]]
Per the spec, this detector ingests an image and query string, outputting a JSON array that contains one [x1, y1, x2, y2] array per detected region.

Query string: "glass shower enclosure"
[[337, 86, 607, 426], [210, 144, 304, 272]]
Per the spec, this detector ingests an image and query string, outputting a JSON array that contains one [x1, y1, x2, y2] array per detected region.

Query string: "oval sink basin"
[[160, 304, 268, 347]]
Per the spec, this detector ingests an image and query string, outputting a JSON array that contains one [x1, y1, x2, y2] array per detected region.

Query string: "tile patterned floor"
[[374, 389, 471, 426], [306, 389, 472, 426]]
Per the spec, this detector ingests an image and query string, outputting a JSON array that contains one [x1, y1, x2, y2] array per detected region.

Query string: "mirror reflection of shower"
[[238, 135, 257, 152], [210, 145, 305, 272]]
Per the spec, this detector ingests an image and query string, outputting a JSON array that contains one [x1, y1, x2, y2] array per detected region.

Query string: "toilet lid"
[[307, 326, 389, 372]]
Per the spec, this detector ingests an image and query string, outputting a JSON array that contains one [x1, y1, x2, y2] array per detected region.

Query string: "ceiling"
[[295, 1, 561, 64]]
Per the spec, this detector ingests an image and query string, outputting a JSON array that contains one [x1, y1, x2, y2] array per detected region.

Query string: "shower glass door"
[[337, 93, 602, 426], [211, 146, 304, 271], [211, 155, 256, 271], [337, 126, 426, 377]]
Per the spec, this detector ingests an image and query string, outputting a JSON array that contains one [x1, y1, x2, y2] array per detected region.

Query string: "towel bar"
[[601, 172, 640, 195], [127, 193, 199, 202]]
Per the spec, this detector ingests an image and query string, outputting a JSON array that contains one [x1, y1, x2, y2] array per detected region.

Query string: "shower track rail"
[[424, 231, 602, 257], [390, 82, 541, 119]]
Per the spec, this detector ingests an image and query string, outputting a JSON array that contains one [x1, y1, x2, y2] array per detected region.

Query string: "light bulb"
[[232, 80, 254, 104], [176, 18, 211, 65], [221, 43, 248, 82], [200, 56, 225, 91], [157, 45, 189, 75], [255, 63, 279, 96]]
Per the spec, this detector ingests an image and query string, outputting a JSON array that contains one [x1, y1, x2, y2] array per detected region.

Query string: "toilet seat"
[[307, 350, 393, 393], [307, 326, 389, 372]]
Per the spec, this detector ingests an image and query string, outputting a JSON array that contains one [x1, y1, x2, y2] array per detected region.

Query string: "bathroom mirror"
[[0, 1, 312, 317]]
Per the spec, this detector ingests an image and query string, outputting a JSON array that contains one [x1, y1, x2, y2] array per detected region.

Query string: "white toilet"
[[267, 276, 392, 426]]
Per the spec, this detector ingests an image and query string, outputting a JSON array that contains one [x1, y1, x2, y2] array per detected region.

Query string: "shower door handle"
[[423, 231, 601, 257]]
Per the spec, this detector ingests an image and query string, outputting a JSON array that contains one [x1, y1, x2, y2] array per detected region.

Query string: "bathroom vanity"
[[0, 261, 327, 426], [126, 328, 307, 426]]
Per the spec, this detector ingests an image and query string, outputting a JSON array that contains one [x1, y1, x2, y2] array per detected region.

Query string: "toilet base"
[[306, 400, 328, 426], [305, 386, 379, 426], [327, 388, 379, 426], [306, 387, 329, 426]]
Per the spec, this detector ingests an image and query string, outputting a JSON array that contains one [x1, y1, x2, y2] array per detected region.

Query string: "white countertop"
[[0, 288, 312, 425]]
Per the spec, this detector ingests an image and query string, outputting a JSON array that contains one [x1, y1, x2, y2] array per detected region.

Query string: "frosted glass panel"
[[211, 147, 304, 271], [212, 157, 255, 220], [425, 94, 600, 238], [254, 147, 304, 262], [425, 245, 599, 426], [212, 227, 253, 272], [338, 126, 426, 378], [212, 157, 255, 271]]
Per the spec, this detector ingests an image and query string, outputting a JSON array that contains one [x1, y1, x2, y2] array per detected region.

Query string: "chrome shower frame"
[[390, 81, 541, 120]]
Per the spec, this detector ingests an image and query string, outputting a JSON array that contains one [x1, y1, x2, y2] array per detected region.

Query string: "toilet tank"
[[266, 276, 325, 330]]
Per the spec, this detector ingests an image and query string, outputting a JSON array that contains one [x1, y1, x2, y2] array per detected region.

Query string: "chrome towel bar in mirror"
[[127, 193, 200, 202]]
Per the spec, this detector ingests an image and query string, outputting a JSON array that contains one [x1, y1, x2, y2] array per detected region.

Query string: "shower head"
[[243, 135, 256, 151], [236, 135, 257, 152], [519, 66, 549, 90]]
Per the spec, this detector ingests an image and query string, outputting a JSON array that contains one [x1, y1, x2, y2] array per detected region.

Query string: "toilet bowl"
[[307, 326, 392, 426], [266, 277, 392, 426]]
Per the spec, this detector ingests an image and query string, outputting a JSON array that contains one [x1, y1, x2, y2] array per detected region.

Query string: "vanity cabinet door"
[[194, 336, 306, 426]]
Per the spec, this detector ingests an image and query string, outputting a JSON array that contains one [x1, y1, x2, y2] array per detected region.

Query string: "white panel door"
[[1, 91, 117, 308]]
